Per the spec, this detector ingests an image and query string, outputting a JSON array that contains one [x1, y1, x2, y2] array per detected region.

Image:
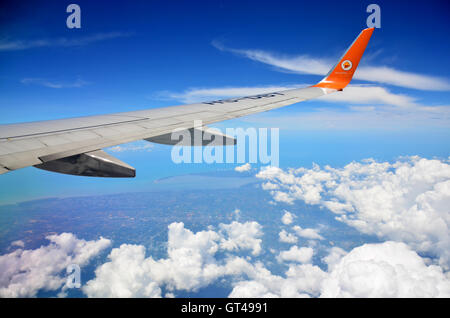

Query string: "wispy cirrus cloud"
[[158, 84, 417, 108], [212, 41, 450, 91], [317, 85, 418, 107], [249, 105, 450, 130], [158, 83, 450, 129], [0, 32, 132, 52], [20, 77, 89, 88], [357, 66, 450, 91], [157, 84, 306, 104]]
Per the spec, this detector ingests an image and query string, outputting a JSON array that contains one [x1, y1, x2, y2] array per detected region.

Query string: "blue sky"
[[1, 0, 449, 204]]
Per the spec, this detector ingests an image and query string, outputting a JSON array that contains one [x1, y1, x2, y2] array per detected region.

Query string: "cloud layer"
[[0, 233, 111, 297], [83, 221, 264, 297], [1, 158, 449, 298], [257, 156, 450, 269], [83, 222, 450, 298], [2, 219, 449, 298]]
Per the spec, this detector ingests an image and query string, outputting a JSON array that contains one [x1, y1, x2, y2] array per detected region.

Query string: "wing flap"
[[35, 149, 135, 178]]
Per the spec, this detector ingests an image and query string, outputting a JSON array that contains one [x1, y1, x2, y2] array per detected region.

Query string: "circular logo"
[[341, 60, 352, 71]]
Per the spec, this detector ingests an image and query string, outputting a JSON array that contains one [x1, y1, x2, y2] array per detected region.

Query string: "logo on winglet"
[[341, 60, 353, 71], [341, 60, 352, 71]]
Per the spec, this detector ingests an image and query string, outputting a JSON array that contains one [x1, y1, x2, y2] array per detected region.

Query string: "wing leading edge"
[[0, 28, 374, 177]]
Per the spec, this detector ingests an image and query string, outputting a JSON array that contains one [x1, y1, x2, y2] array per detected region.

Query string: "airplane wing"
[[0, 28, 374, 177]]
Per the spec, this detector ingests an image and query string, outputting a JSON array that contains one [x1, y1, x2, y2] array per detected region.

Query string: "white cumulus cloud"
[[0, 233, 111, 297], [219, 221, 263, 256], [83, 221, 263, 297], [235, 163, 252, 172], [281, 211, 295, 225], [279, 230, 298, 244], [257, 156, 450, 269], [321, 241, 450, 297], [230, 241, 450, 298], [292, 225, 324, 240], [277, 246, 314, 264], [77, 220, 450, 298]]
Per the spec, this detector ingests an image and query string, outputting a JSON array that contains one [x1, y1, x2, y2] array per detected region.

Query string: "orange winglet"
[[313, 28, 374, 90]]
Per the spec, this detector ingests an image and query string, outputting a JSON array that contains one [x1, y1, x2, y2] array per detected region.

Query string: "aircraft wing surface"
[[0, 28, 374, 177]]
